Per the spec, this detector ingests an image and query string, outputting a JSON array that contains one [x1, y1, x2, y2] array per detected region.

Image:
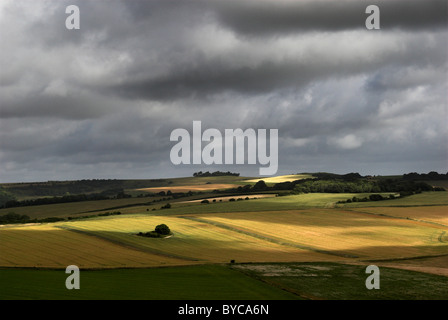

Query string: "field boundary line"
[[180, 216, 359, 259], [56, 226, 201, 262]]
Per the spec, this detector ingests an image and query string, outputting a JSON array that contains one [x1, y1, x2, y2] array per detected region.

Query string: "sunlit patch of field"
[[243, 174, 314, 184], [0, 223, 190, 268], [193, 209, 448, 261], [57, 215, 343, 265], [2, 196, 447, 270]]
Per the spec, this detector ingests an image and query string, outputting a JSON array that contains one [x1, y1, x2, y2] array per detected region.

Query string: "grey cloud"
[[102, 31, 446, 102], [0, 0, 446, 182], [213, 0, 447, 36]]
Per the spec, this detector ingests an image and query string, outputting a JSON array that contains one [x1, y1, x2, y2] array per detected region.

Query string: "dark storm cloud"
[[106, 62, 312, 100], [0, 0, 446, 182], [213, 0, 447, 36], [1, 93, 113, 120], [102, 30, 447, 101]]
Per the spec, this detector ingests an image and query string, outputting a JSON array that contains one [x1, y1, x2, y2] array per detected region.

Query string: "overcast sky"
[[0, 0, 447, 182]]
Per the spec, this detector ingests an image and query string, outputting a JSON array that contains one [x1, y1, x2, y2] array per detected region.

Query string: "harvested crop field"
[[192, 209, 448, 261], [56, 215, 343, 265], [0, 223, 190, 268]]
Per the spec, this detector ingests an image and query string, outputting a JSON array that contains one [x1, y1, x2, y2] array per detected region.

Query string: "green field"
[[233, 262, 448, 300], [0, 197, 163, 219], [155, 193, 398, 216], [0, 265, 299, 300], [1, 262, 446, 300]]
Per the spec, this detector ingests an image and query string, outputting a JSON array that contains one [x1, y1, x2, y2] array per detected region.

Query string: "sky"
[[0, 0, 447, 182]]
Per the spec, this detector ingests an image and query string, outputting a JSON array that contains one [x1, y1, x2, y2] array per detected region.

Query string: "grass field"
[[0, 265, 300, 300], [158, 193, 399, 216], [0, 197, 162, 219], [232, 262, 448, 300], [1, 262, 446, 300], [0, 192, 396, 219]]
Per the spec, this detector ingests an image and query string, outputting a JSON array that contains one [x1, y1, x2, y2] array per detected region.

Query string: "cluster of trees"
[[0, 211, 123, 225], [1, 179, 173, 199], [209, 175, 443, 196], [0, 212, 31, 224], [292, 179, 436, 194], [337, 194, 398, 204], [3, 179, 127, 197], [193, 171, 240, 177], [0, 188, 16, 207], [67, 211, 122, 221], [403, 171, 448, 181], [0, 190, 132, 209], [309, 172, 363, 181], [201, 197, 252, 204], [160, 203, 171, 209], [137, 224, 171, 238], [0, 212, 65, 225]]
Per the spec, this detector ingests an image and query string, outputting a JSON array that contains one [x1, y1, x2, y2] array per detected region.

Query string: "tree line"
[[0, 189, 131, 209], [403, 171, 448, 181], [0, 211, 122, 225], [193, 171, 240, 177]]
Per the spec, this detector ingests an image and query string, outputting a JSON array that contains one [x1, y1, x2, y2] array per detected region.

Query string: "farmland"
[[243, 174, 314, 184], [136, 183, 241, 194], [0, 173, 447, 300], [0, 265, 300, 300]]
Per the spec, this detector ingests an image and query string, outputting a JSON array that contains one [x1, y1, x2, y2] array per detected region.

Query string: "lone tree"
[[155, 224, 171, 235], [252, 180, 268, 191]]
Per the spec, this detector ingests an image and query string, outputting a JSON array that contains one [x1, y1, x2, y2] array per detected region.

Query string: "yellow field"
[[194, 209, 448, 260], [57, 215, 342, 265], [243, 174, 314, 184], [0, 223, 189, 268]]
